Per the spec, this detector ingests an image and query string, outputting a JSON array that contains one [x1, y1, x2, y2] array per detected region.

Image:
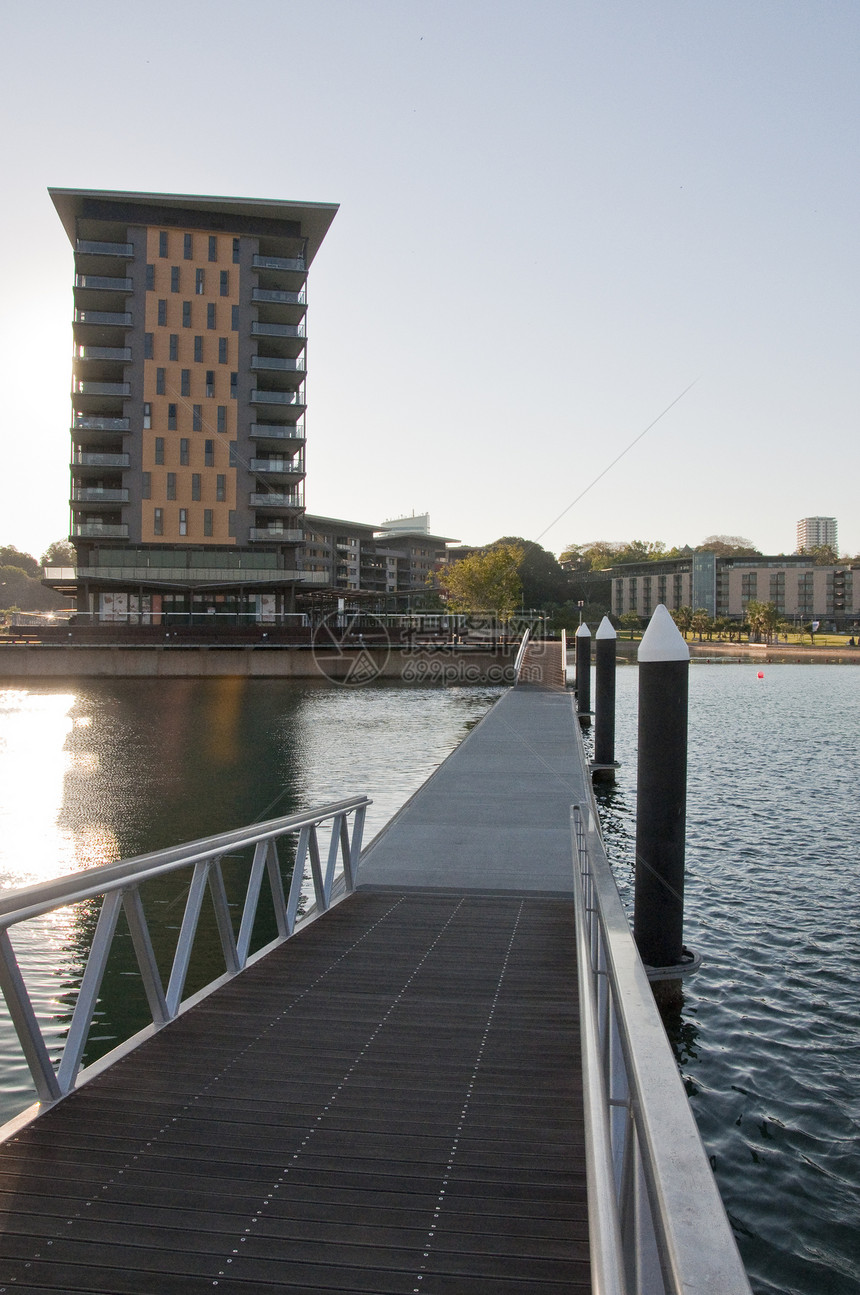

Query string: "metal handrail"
[[513, 626, 531, 681], [571, 803, 752, 1295], [0, 797, 370, 1110]]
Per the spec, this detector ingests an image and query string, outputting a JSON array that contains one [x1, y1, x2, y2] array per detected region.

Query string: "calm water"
[[0, 679, 503, 1117], [0, 668, 857, 1293], [588, 663, 860, 1295]]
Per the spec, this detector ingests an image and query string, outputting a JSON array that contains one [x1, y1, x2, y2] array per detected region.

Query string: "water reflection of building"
[[610, 553, 859, 629]]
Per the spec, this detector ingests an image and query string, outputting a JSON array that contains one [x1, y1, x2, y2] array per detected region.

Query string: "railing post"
[[593, 616, 617, 781], [633, 604, 697, 1004], [575, 622, 592, 725]]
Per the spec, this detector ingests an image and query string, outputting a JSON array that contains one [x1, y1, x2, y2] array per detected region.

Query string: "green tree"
[[489, 537, 570, 606], [0, 546, 39, 578], [0, 567, 69, 612], [690, 607, 713, 641], [618, 610, 641, 638], [41, 539, 76, 567], [671, 605, 693, 638], [697, 535, 761, 557], [438, 544, 524, 618]]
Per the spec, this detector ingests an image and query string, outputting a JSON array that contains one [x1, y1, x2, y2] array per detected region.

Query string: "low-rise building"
[[611, 553, 859, 628], [301, 515, 456, 606]]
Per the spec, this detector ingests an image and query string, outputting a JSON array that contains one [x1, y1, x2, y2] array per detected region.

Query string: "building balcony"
[[249, 389, 306, 408], [249, 458, 304, 476], [74, 275, 133, 292], [73, 415, 130, 433], [72, 523, 129, 539], [73, 310, 132, 328], [72, 452, 131, 469], [249, 422, 305, 443], [72, 488, 129, 505], [251, 287, 307, 325], [250, 322, 305, 339], [76, 240, 134, 258], [77, 346, 132, 363], [250, 356, 306, 374], [249, 492, 304, 509], [248, 528, 303, 542], [253, 254, 306, 273], [74, 381, 131, 398]]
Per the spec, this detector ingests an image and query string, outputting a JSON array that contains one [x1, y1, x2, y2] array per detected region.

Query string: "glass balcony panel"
[[72, 452, 131, 468], [249, 423, 305, 441], [74, 275, 133, 291], [251, 288, 307, 306], [249, 390, 305, 406], [73, 416, 130, 432], [73, 523, 129, 538], [252, 254, 306, 272], [73, 489, 130, 503], [248, 528, 304, 542], [250, 356, 306, 372], [76, 241, 133, 257], [250, 322, 306, 338], [74, 381, 131, 397], [249, 458, 303, 473], [74, 310, 132, 326], [77, 346, 132, 362]]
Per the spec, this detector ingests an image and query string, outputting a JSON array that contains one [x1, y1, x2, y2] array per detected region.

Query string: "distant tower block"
[[796, 517, 837, 552]]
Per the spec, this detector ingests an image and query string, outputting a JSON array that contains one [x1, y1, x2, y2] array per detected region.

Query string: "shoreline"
[[608, 640, 860, 665]]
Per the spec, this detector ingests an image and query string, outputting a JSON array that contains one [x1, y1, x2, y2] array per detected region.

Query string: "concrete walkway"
[[357, 687, 589, 895]]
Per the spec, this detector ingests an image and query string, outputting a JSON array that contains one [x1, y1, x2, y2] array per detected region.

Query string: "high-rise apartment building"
[[48, 189, 337, 623], [796, 516, 837, 552]]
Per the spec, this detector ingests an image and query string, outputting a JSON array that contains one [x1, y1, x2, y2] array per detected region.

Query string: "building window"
[[167, 403, 177, 430], [166, 472, 176, 500], [182, 301, 191, 328], [157, 299, 167, 326], [192, 336, 202, 364], [156, 367, 165, 395], [230, 371, 237, 398], [216, 405, 226, 434], [229, 442, 237, 466], [231, 305, 239, 331], [208, 236, 217, 262], [143, 402, 152, 429], [184, 233, 193, 260], [192, 473, 201, 501], [158, 231, 168, 258], [232, 238, 240, 264], [179, 508, 188, 536], [154, 507, 163, 535], [218, 337, 228, 364], [155, 437, 164, 464], [145, 264, 155, 290], [180, 438, 189, 466], [180, 369, 190, 397], [228, 510, 236, 537], [206, 371, 215, 397], [204, 439, 214, 467], [207, 303, 216, 329], [195, 268, 205, 295], [204, 508, 213, 537], [170, 266, 180, 293], [141, 471, 151, 500], [144, 332, 153, 359], [192, 404, 202, 432], [220, 270, 229, 296], [169, 334, 178, 361], [216, 473, 226, 502]]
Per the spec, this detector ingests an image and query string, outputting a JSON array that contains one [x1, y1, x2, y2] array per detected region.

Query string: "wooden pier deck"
[[0, 688, 591, 1293]]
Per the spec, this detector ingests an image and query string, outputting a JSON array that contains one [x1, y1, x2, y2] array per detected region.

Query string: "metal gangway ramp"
[[0, 683, 750, 1294]]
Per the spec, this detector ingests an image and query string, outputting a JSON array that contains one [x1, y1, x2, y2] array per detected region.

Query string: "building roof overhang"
[[49, 188, 339, 265]]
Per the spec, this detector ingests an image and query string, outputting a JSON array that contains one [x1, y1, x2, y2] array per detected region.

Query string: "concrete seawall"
[[0, 644, 517, 684]]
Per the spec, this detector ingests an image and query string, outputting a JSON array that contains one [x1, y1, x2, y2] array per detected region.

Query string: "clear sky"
[[1, 0, 858, 561]]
